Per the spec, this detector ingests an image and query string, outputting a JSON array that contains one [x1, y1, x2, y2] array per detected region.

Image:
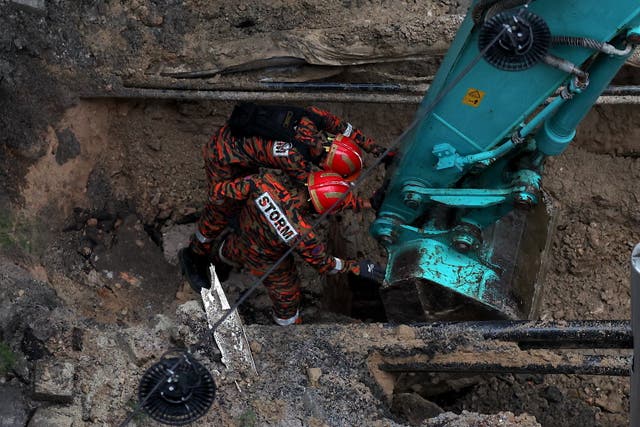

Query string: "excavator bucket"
[[380, 196, 555, 322]]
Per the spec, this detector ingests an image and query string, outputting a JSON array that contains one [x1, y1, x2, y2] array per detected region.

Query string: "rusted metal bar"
[[84, 86, 640, 105], [379, 354, 631, 376], [85, 87, 424, 104]]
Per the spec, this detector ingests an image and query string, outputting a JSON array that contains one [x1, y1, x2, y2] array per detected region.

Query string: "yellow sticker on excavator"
[[462, 88, 486, 107]]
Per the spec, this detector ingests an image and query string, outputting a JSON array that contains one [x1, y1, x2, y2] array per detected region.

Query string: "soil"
[[1, 1, 639, 426]]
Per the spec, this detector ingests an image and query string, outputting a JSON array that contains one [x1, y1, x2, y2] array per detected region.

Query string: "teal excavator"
[[371, 0, 640, 321]]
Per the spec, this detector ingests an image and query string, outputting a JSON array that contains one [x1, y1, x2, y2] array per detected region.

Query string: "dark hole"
[[347, 274, 387, 322], [235, 19, 256, 29]]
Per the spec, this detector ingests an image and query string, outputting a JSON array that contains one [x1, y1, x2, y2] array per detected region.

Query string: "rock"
[[174, 301, 209, 347], [162, 223, 194, 265], [33, 360, 75, 403], [307, 367, 322, 386], [71, 327, 83, 351], [28, 406, 76, 427], [9, 0, 46, 14], [396, 324, 416, 340], [250, 340, 262, 354], [391, 393, 443, 425], [542, 385, 563, 404], [594, 393, 626, 413], [0, 385, 28, 427], [140, 7, 164, 27], [124, 320, 170, 366]]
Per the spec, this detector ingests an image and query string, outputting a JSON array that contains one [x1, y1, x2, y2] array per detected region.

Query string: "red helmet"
[[320, 134, 363, 181], [307, 171, 354, 214]]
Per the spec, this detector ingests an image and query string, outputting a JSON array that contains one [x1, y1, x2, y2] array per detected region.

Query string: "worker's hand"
[[370, 144, 386, 157], [351, 129, 381, 156], [348, 259, 386, 283]]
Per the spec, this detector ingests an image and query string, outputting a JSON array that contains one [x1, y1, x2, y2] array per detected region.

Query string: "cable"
[[118, 3, 533, 424]]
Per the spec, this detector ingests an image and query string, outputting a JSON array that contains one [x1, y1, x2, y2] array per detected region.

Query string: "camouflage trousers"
[[220, 236, 301, 319]]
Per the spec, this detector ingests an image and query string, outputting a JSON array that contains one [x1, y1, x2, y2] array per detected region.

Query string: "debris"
[[161, 223, 193, 265], [249, 340, 262, 354], [9, 0, 46, 14], [306, 367, 322, 386], [33, 360, 75, 403], [118, 271, 141, 287]]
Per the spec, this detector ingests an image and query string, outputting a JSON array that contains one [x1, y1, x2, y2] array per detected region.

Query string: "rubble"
[[9, 0, 45, 14], [33, 360, 75, 403]]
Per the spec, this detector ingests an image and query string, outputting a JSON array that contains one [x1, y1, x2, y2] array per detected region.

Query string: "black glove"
[[353, 259, 386, 283], [369, 188, 385, 212]]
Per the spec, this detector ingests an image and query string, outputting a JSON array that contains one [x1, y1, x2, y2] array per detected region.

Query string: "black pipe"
[[380, 355, 631, 376], [602, 85, 640, 95], [416, 320, 632, 349]]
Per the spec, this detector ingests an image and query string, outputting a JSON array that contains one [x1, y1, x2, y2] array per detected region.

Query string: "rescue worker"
[[210, 170, 386, 325], [180, 102, 384, 290]]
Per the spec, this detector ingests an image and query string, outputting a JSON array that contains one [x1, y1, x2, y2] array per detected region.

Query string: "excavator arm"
[[371, 0, 640, 320]]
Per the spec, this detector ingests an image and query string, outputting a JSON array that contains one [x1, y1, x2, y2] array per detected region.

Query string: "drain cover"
[[138, 354, 216, 425]]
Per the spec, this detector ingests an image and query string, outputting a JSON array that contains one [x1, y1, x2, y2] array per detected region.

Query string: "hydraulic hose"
[[485, 0, 532, 21], [551, 36, 633, 56]]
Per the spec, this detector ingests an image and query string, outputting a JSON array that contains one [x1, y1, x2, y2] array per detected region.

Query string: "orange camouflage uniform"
[[212, 173, 358, 319], [192, 106, 380, 256]]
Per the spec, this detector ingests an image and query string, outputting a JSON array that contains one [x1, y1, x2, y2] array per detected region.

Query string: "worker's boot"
[[178, 246, 211, 293], [273, 309, 302, 326]]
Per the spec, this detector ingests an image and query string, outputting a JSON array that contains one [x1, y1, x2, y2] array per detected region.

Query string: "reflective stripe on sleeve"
[[328, 257, 344, 275], [195, 229, 214, 244]]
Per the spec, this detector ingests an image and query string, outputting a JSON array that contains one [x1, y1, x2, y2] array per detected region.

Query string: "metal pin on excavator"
[[371, 0, 640, 322]]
